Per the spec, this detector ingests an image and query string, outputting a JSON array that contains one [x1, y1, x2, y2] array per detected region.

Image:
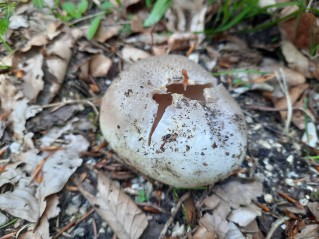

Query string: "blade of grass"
[[144, 0, 172, 27], [87, 15, 102, 40]]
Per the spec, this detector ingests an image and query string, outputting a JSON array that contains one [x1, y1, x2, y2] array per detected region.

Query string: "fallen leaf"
[[80, 54, 112, 80], [199, 212, 229, 239], [183, 195, 197, 226], [19, 51, 44, 101], [122, 46, 151, 63], [217, 178, 263, 209], [226, 222, 245, 239], [193, 226, 217, 239], [0, 186, 39, 222], [294, 224, 319, 239], [274, 83, 308, 120], [279, 12, 319, 51], [308, 202, 319, 220], [227, 204, 261, 227], [281, 41, 311, 78], [39, 29, 81, 104], [94, 22, 122, 42], [77, 171, 148, 239]]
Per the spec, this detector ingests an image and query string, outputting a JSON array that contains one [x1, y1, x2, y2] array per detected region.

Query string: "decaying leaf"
[[274, 83, 308, 120], [308, 202, 319, 220], [0, 134, 88, 226], [281, 41, 311, 78], [0, 186, 39, 222], [199, 178, 262, 238], [77, 171, 148, 239], [122, 46, 151, 63], [294, 224, 319, 239], [40, 29, 82, 104], [80, 54, 112, 80], [0, 77, 36, 144]]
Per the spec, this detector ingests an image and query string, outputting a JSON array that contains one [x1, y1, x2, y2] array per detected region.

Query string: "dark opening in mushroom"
[[148, 83, 213, 145]]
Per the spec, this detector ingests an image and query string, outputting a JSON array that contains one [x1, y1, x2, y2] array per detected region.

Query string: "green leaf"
[[62, 2, 76, 15], [100, 1, 114, 11], [32, 0, 44, 8], [143, 0, 172, 27], [87, 15, 102, 40], [145, 0, 153, 8], [78, 0, 88, 14], [0, 18, 9, 36]]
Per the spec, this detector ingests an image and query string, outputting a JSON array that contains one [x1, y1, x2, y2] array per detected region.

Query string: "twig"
[[265, 216, 290, 239], [41, 97, 100, 109], [53, 208, 95, 239], [159, 192, 191, 239], [244, 105, 315, 121], [275, 68, 292, 135]]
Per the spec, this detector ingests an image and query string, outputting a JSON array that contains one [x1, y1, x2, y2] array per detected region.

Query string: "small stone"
[[171, 222, 185, 237], [285, 178, 294, 186], [265, 164, 273, 171], [264, 194, 273, 203], [286, 155, 294, 164], [258, 140, 271, 149], [299, 198, 308, 206]]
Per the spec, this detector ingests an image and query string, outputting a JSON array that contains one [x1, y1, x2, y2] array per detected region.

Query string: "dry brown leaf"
[[94, 21, 122, 43], [227, 204, 261, 227], [217, 178, 263, 209], [294, 224, 319, 239], [279, 12, 319, 51], [168, 32, 197, 51], [183, 195, 197, 227], [80, 54, 112, 80], [281, 41, 311, 78], [0, 77, 33, 143], [122, 46, 151, 63], [274, 83, 308, 120], [77, 171, 148, 239], [308, 202, 319, 220], [41, 29, 81, 104], [199, 212, 229, 239], [193, 226, 217, 239]]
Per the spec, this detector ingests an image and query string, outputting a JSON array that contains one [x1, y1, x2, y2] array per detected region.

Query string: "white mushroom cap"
[[100, 55, 247, 188]]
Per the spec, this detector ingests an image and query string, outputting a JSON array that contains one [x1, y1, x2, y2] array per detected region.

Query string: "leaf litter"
[[1, 0, 319, 238]]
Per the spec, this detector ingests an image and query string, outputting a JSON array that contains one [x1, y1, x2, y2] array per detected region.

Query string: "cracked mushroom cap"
[[100, 55, 247, 188]]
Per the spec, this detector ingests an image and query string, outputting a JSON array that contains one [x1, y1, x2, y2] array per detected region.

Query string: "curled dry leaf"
[[80, 54, 112, 80], [0, 77, 34, 143], [281, 41, 311, 78], [15, 51, 44, 101], [307, 202, 319, 220], [0, 187, 39, 222], [77, 171, 148, 239], [40, 29, 81, 104], [274, 83, 308, 120], [279, 12, 319, 51], [294, 224, 319, 239], [0, 134, 88, 224], [121, 46, 151, 63], [94, 21, 122, 43]]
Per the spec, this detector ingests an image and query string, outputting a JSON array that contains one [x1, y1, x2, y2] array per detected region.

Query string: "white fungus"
[[100, 55, 247, 187]]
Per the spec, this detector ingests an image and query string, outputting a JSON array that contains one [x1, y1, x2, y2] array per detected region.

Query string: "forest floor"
[[0, 1, 319, 239]]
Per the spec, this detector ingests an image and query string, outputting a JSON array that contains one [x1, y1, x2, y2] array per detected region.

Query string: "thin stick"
[[265, 216, 290, 239], [41, 97, 100, 109], [159, 192, 191, 239], [53, 208, 95, 239], [275, 68, 292, 135]]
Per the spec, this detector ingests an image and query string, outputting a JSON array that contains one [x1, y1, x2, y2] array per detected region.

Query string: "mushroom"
[[100, 55, 247, 188]]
